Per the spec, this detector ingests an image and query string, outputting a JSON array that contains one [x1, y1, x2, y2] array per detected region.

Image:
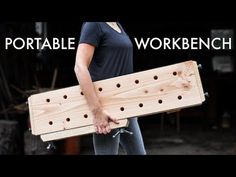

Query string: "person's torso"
[[89, 22, 133, 81]]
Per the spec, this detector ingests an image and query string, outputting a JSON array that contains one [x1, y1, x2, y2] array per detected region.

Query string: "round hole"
[[139, 103, 143, 107], [154, 75, 158, 80], [144, 90, 148, 94], [158, 99, 163, 104], [49, 121, 53, 125], [160, 89, 164, 92], [84, 114, 88, 118], [46, 98, 50, 103], [80, 92, 84, 95], [135, 80, 139, 84], [120, 107, 124, 111], [98, 87, 103, 92], [63, 95, 67, 99], [116, 83, 121, 88], [66, 118, 70, 122], [178, 95, 182, 100], [173, 71, 177, 76]]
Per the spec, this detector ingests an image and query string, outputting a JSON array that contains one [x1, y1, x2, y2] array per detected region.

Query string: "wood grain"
[[28, 60, 205, 138], [40, 119, 128, 141]]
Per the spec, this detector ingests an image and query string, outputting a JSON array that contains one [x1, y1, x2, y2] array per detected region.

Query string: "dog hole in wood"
[[46, 98, 50, 103], [116, 83, 121, 88], [120, 107, 125, 111], [98, 87, 103, 92], [49, 121, 53, 125], [66, 118, 70, 122], [139, 103, 143, 107], [178, 95, 182, 100], [144, 90, 148, 94], [153, 75, 158, 80], [158, 99, 163, 104], [63, 95, 67, 99], [135, 80, 139, 84], [173, 71, 177, 76], [84, 114, 88, 118], [80, 92, 84, 95], [160, 89, 164, 92]]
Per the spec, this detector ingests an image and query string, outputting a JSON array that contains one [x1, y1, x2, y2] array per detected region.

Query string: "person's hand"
[[93, 108, 119, 134]]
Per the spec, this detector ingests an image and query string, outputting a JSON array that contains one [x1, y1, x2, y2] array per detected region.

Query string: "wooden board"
[[28, 60, 205, 140], [40, 119, 128, 141]]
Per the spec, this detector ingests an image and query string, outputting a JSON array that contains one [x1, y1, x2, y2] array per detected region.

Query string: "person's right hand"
[[93, 108, 119, 134]]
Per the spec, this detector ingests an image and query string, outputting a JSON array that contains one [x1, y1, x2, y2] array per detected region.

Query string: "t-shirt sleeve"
[[79, 22, 102, 47]]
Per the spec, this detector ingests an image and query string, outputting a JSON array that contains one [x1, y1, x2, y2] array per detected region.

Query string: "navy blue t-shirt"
[[79, 22, 133, 81]]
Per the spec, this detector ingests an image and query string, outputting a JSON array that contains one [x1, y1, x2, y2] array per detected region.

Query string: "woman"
[[74, 22, 146, 155]]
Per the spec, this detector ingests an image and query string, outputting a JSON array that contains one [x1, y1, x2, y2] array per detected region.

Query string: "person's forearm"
[[74, 65, 102, 114]]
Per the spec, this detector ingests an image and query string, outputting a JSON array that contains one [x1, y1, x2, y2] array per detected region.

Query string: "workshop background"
[[0, 20, 235, 155]]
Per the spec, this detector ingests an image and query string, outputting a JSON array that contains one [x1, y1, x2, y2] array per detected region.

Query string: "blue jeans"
[[93, 117, 146, 155]]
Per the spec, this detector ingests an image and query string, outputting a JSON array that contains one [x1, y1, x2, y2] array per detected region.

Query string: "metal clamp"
[[204, 92, 209, 97], [46, 142, 56, 150], [198, 64, 202, 69], [112, 128, 133, 138]]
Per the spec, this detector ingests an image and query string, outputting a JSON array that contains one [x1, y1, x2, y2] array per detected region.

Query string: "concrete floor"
[[79, 122, 236, 155]]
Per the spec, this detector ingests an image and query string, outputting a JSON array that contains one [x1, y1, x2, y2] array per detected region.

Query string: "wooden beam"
[[0, 65, 13, 103], [51, 67, 58, 89], [28, 60, 205, 141], [40, 119, 128, 141]]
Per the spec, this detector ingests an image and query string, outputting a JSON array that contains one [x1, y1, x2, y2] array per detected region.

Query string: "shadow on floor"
[[79, 122, 236, 155]]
